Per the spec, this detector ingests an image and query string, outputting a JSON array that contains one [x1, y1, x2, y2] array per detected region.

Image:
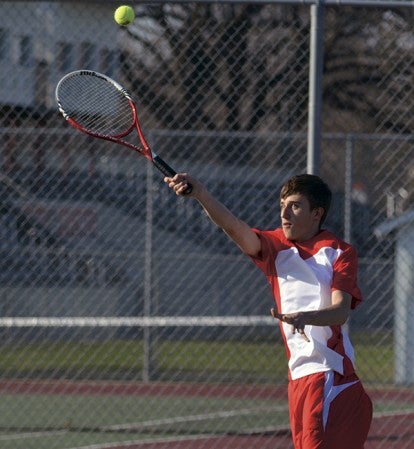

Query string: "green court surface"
[[0, 332, 406, 449], [0, 387, 412, 449], [0, 391, 289, 449]]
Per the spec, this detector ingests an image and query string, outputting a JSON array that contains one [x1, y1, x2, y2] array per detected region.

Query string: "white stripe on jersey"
[[276, 246, 348, 380]]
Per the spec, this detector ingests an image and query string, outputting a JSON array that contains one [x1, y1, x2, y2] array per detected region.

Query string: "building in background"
[[0, 1, 118, 113]]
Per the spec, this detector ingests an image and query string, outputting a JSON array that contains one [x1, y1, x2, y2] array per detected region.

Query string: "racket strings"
[[57, 75, 134, 136]]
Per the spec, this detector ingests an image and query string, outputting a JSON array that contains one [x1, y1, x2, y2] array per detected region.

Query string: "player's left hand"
[[270, 308, 310, 342]]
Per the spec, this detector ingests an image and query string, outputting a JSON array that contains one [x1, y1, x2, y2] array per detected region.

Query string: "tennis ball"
[[114, 5, 135, 26]]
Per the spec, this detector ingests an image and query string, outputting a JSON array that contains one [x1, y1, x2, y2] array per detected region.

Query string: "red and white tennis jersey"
[[251, 228, 362, 381]]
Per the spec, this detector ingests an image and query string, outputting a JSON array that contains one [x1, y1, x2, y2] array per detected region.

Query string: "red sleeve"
[[332, 245, 363, 309], [249, 229, 279, 277]]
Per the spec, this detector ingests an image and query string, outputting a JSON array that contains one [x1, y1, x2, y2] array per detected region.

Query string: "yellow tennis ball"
[[114, 5, 135, 26]]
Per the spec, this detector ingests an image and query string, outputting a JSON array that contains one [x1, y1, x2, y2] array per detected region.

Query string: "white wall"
[[0, 1, 119, 109], [394, 222, 414, 385]]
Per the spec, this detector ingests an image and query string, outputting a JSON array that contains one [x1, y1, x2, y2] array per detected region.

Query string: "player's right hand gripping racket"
[[55, 70, 192, 193]]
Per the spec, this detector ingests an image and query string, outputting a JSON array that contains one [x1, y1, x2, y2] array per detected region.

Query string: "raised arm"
[[164, 174, 261, 257]]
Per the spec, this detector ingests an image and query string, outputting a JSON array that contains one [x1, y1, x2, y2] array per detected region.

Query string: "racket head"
[[55, 70, 189, 187], [55, 70, 150, 156]]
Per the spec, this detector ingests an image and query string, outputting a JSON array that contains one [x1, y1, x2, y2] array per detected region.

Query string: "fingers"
[[270, 308, 310, 342], [164, 174, 192, 196], [270, 308, 283, 320], [297, 328, 310, 343]]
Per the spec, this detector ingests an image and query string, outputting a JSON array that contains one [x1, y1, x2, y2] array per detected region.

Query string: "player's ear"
[[312, 207, 324, 222]]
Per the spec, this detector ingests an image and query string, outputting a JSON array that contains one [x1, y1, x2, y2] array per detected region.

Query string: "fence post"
[[307, 0, 325, 175], [344, 135, 354, 244], [143, 155, 154, 382]]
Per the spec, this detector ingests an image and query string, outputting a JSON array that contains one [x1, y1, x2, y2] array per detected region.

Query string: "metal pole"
[[344, 135, 353, 244], [343, 134, 354, 334], [143, 156, 154, 383], [307, 0, 325, 175]]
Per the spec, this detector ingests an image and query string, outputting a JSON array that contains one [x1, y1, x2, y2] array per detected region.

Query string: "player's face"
[[280, 193, 322, 242]]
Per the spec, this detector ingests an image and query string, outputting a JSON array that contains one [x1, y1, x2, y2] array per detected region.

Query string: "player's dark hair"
[[280, 174, 332, 226]]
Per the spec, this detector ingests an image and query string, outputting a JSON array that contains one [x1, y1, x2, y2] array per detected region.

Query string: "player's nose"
[[281, 206, 290, 219]]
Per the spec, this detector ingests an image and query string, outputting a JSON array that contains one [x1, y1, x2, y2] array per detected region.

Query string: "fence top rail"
[[2, 127, 414, 142], [11, 0, 414, 8], [164, 0, 414, 6]]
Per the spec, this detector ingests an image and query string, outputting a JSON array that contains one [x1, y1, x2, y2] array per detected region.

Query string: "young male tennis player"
[[165, 172, 372, 449]]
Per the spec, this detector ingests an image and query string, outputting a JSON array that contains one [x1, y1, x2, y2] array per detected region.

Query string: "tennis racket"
[[55, 70, 192, 193]]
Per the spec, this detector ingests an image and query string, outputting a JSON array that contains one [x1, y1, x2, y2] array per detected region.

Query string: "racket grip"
[[153, 155, 193, 195]]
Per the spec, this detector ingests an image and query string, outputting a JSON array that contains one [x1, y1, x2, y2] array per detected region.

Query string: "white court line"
[[103, 404, 288, 431], [0, 430, 68, 441], [373, 408, 414, 418], [66, 434, 223, 449]]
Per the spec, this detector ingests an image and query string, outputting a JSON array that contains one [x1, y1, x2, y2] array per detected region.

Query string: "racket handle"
[[153, 155, 193, 195]]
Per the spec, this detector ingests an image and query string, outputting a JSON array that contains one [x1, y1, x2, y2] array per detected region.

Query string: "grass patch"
[[0, 335, 393, 384]]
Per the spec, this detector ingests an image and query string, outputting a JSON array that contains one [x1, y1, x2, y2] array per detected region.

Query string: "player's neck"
[[293, 227, 322, 243]]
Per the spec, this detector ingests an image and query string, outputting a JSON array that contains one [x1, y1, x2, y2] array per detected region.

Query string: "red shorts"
[[288, 371, 372, 449]]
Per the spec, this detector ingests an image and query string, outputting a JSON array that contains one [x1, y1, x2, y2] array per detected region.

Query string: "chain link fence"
[[0, 1, 413, 448]]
